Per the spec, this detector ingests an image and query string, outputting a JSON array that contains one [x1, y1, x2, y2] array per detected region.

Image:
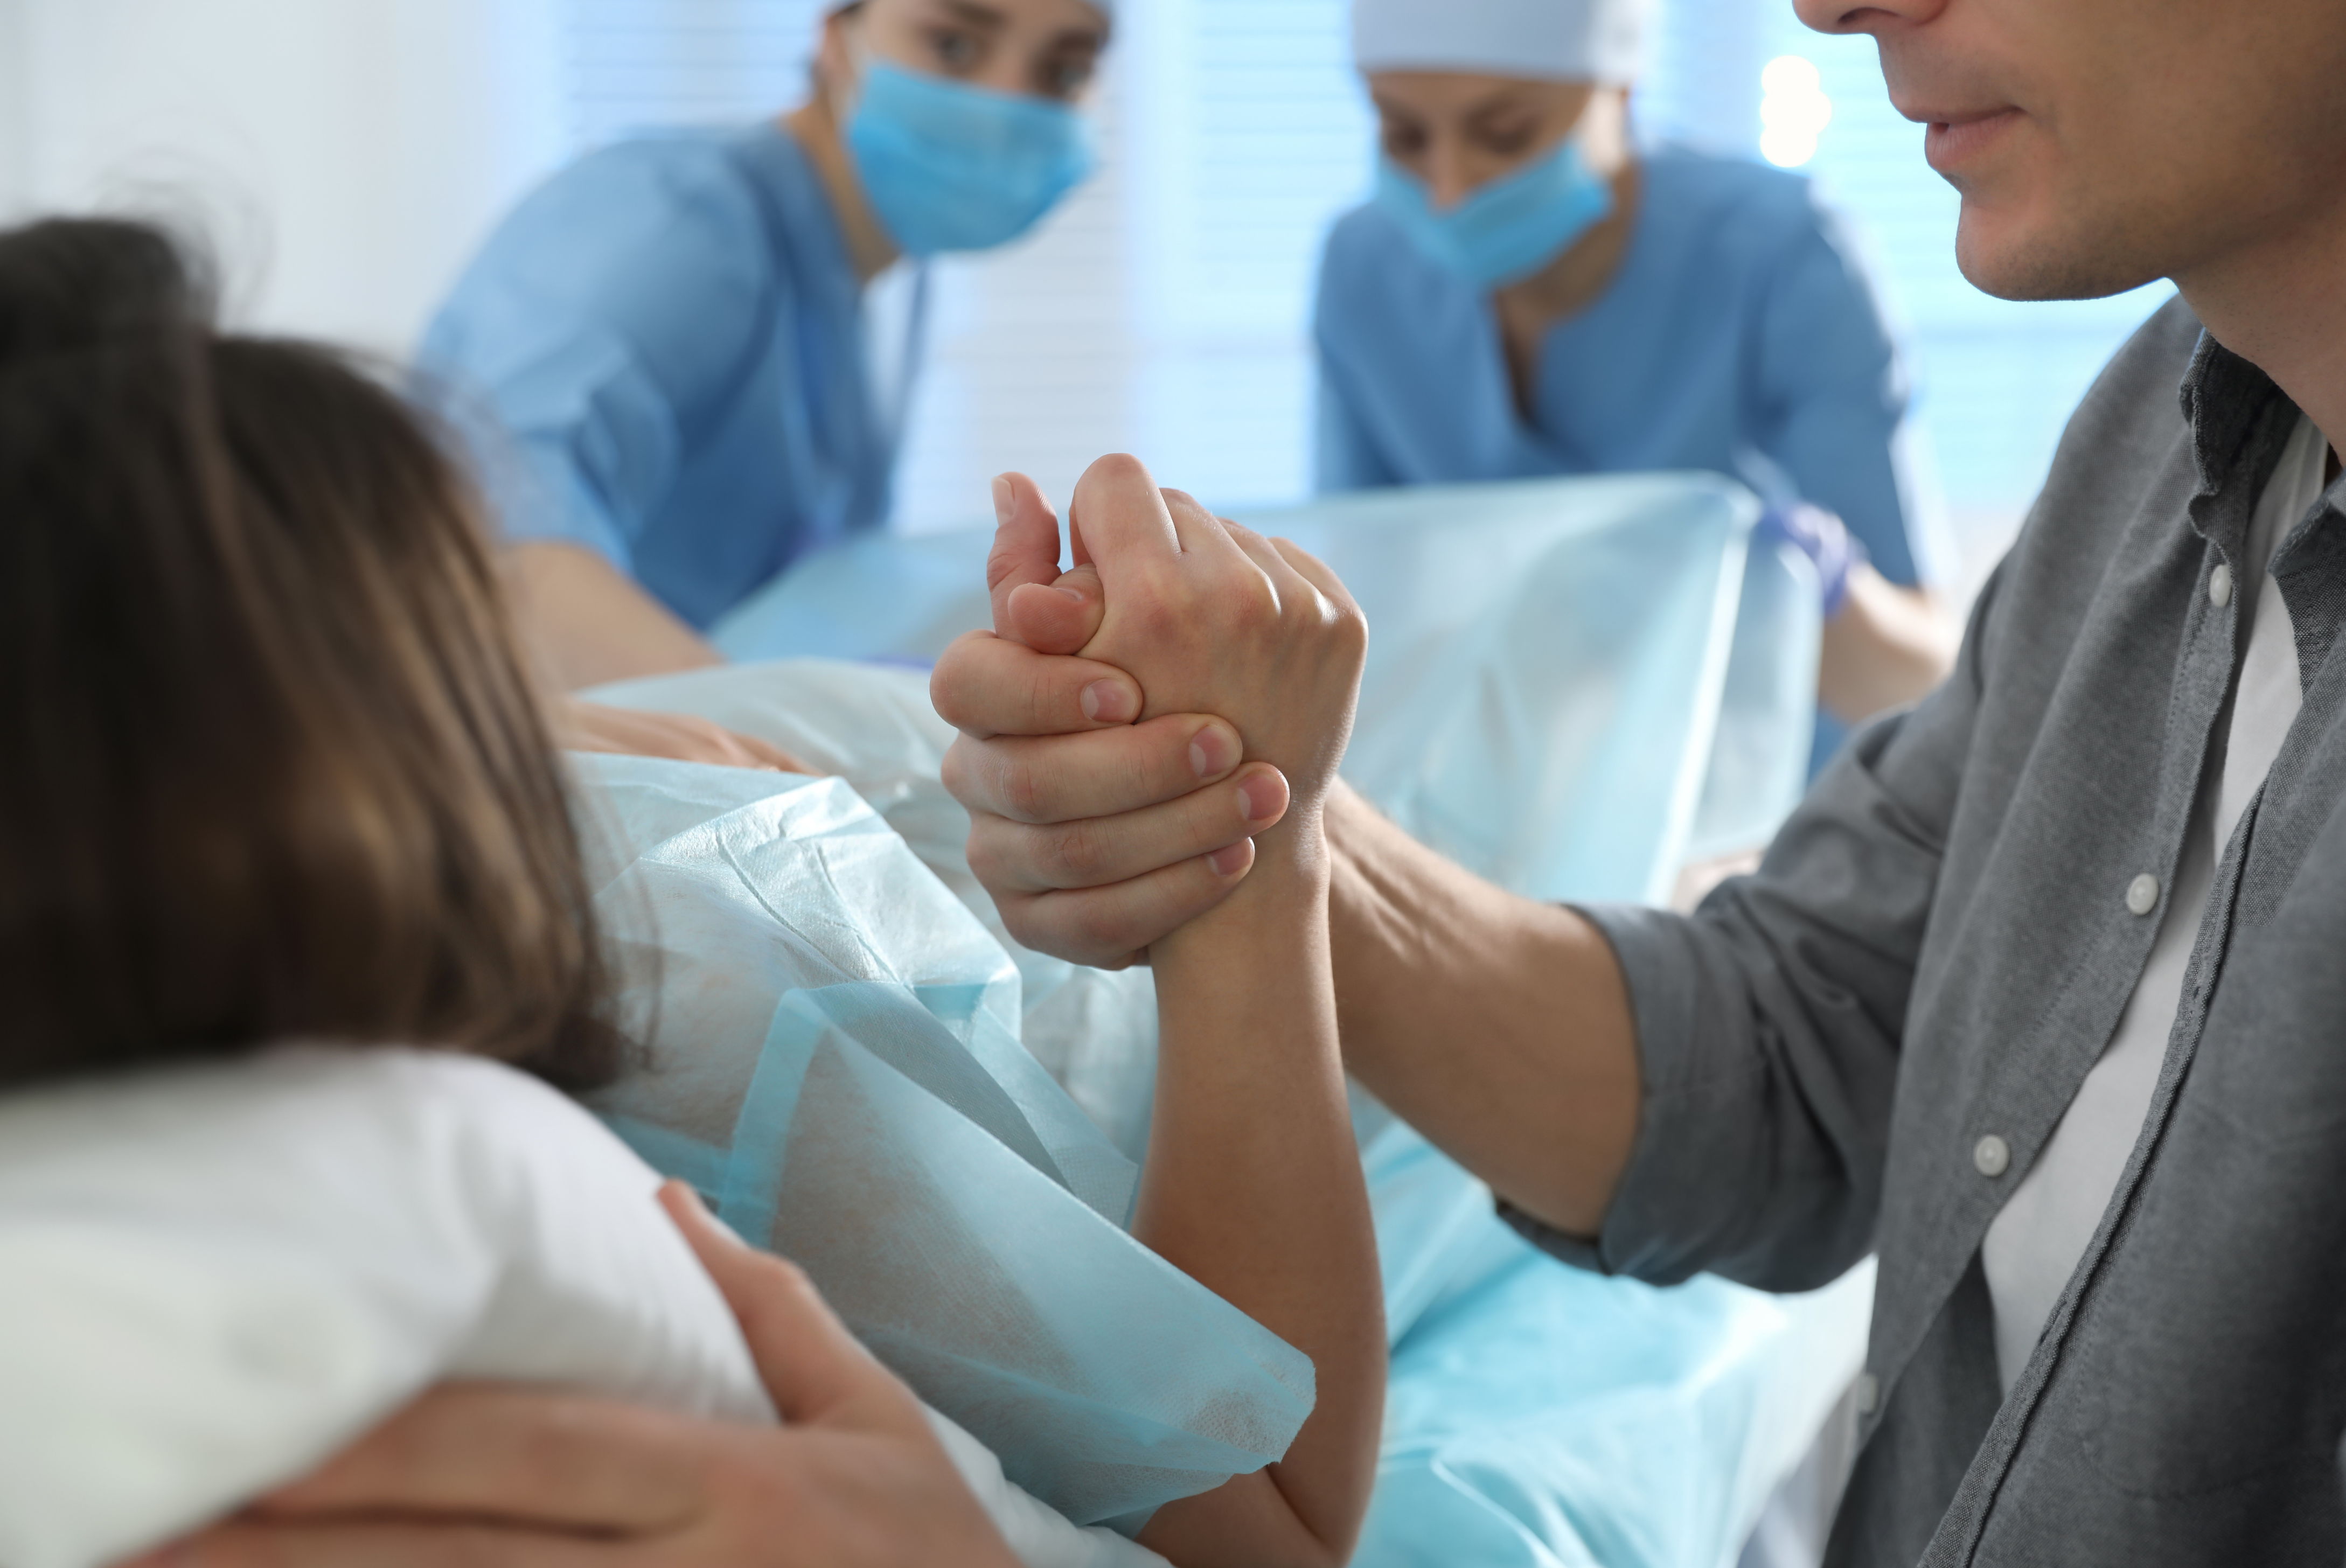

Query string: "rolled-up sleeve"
[[1507, 565, 1998, 1291], [416, 142, 770, 569]]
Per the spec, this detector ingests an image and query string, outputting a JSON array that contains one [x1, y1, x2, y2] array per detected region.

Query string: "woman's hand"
[[129, 1184, 1019, 1568], [1057, 453, 1387, 1568], [1066, 455, 1365, 827], [936, 471, 1298, 967]]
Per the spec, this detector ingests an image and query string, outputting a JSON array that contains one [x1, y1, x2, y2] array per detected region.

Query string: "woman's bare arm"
[[506, 539, 723, 691], [1133, 830, 1384, 1568], [1819, 566, 1960, 724], [1017, 459, 1381, 1568]]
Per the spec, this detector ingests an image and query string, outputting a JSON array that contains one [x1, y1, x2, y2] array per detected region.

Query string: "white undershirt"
[[1982, 413, 2333, 1394]]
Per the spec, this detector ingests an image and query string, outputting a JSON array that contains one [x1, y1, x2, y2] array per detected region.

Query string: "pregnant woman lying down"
[[0, 218, 1381, 1568]]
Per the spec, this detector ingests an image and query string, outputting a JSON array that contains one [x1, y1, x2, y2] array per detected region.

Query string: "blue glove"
[[1756, 502, 1867, 619]]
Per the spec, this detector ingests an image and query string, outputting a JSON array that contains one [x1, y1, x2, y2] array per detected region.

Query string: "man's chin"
[[1953, 205, 2164, 303]]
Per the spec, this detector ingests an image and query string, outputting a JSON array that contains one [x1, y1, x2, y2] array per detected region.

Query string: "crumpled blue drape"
[[577, 757, 1313, 1530], [587, 472, 1863, 1567]]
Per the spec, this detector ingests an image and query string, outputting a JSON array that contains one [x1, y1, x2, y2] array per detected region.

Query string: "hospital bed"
[[590, 472, 1871, 1568]]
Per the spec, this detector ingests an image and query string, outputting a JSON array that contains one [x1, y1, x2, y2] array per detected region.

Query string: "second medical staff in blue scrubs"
[[1318, 0, 1958, 746], [422, 0, 1112, 692]]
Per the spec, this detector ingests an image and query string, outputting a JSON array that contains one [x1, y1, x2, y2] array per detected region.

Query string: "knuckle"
[[985, 540, 1027, 593], [938, 738, 976, 803], [1134, 594, 1184, 646], [1234, 577, 1281, 631], [1022, 665, 1068, 733], [963, 819, 1012, 884], [928, 633, 992, 729], [995, 891, 1059, 953], [1061, 895, 1140, 964], [1042, 818, 1111, 884], [992, 755, 1048, 823], [1130, 733, 1177, 798]]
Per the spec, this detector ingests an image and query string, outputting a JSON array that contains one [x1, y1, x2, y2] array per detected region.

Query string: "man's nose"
[[1792, 0, 1947, 36]]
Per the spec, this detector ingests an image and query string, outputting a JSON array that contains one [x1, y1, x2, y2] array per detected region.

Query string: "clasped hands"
[[937, 456, 1367, 965]]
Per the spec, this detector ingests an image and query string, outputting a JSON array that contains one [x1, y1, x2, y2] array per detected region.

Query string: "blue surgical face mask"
[[845, 59, 1096, 257], [1374, 139, 1615, 291]]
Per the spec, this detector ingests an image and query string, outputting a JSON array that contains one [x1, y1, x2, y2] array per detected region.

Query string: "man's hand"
[[554, 698, 817, 775], [136, 1184, 1020, 1568], [932, 471, 1292, 967]]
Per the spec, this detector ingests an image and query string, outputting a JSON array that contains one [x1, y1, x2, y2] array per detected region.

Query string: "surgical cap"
[[1350, 0, 1645, 85]]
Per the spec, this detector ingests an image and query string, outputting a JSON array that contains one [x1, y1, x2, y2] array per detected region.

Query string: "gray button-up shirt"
[[1509, 298, 2346, 1564]]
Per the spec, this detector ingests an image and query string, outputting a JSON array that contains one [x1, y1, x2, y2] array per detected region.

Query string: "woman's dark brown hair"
[[0, 218, 622, 1091]]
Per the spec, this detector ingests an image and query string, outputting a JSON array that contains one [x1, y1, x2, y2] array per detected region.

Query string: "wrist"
[[1242, 799, 1332, 890], [1157, 811, 1329, 961]]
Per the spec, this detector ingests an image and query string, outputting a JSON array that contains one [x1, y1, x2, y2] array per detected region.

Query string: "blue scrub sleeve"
[[481, 329, 684, 570], [420, 144, 776, 571], [1313, 359, 1401, 494], [1752, 211, 1927, 589]]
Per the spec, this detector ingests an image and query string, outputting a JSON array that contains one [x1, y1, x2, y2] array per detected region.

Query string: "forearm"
[[1324, 783, 1640, 1239], [505, 540, 723, 691], [1818, 567, 1959, 724], [1133, 821, 1383, 1568]]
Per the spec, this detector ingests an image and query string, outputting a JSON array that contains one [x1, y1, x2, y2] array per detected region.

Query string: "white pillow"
[[0, 1048, 1159, 1568]]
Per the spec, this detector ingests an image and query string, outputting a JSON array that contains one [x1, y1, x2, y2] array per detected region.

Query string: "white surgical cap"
[[1350, 0, 1645, 85]]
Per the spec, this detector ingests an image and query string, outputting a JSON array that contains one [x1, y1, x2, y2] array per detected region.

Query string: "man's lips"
[[1921, 108, 2023, 173]]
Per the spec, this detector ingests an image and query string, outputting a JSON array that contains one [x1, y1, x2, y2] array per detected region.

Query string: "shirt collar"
[[2178, 331, 2286, 498]]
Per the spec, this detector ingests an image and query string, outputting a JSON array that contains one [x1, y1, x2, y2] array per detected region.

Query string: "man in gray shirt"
[[929, 0, 2346, 1560]]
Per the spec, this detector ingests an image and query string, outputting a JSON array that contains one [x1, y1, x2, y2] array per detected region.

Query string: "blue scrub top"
[[418, 124, 901, 630], [1313, 147, 1927, 591]]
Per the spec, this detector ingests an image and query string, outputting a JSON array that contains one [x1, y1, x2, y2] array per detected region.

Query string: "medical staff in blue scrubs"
[[421, 0, 1112, 693], [1318, 0, 1958, 747]]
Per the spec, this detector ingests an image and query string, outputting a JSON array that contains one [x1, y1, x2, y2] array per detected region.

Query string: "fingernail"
[[1053, 584, 1086, 604], [1080, 679, 1136, 723], [1188, 723, 1238, 778], [1238, 773, 1285, 824], [1208, 841, 1252, 877], [991, 476, 1014, 527]]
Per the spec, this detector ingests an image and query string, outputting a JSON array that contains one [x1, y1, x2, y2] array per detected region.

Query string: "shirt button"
[[2210, 562, 2234, 608], [1856, 1371, 1880, 1416], [2126, 873, 2161, 916], [1973, 1134, 2010, 1178]]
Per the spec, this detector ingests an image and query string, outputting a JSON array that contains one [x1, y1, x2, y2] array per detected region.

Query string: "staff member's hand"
[[933, 472, 1286, 968], [134, 1184, 1019, 1568]]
